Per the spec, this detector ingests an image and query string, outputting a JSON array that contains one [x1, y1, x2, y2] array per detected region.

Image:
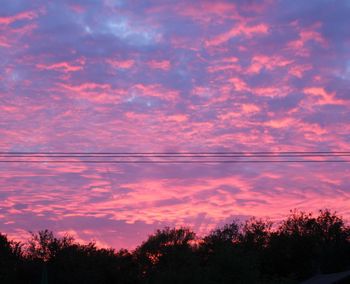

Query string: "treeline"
[[1, 209, 350, 284]]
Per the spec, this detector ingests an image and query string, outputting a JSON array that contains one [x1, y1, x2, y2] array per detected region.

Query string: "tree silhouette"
[[199, 220, 262, 283], [266, 209, 350, 280], [134, 227, 201, 283], [1, 209, 349, 283], [314, 209, 350, 273], [27, 230, 74, 261], [0, 233, 22, 283], [25, 230, 139, 284]]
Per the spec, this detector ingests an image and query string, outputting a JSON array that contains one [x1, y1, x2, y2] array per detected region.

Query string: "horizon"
[[3, 207, 350, 251], [1, 0, 350, 249]]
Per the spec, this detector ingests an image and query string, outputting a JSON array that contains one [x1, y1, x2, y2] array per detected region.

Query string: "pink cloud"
[[165, 114, 188, 122], [174, 1, 240, 24], [191, 86, 213, 98], [229, 77, 249, 91], [130, 84, 179, 101], [241, 103, 261, 114], [107, 59, 135, 69], [147, 60, 171, 71], [36, 59, 85, 73], [0, 11, 37, 25], [265, 117, 296, 129], [287, 22, 328, 56], [288, 64, 312, 78], [247, 55, 293, 74], [207, 57, 241, 73], [303, 87, 345, 106], [58, 82, 126, 103], [206, 23, 269, 47], [0, 22, 37, 48], [253, 86, 292, 97]]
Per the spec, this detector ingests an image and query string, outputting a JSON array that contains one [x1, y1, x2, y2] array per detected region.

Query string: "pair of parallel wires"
[[0, 151, 349, 163]]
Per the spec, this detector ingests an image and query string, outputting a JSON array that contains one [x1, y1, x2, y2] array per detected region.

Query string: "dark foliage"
[[1, 209, 349, 283], [0, 233, 23, 283]]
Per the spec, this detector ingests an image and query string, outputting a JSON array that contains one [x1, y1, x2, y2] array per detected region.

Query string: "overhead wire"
[[0, 152, 349, 163]]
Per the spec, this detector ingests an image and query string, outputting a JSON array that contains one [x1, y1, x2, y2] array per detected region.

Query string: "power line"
[[0, 154, 350, 158], [1, 152, 349, 163], [0, 160, 349, 163], [1, 151, 350, 155]]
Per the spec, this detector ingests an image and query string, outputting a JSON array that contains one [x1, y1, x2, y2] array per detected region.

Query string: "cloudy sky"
[[1, 0, 350, 248]]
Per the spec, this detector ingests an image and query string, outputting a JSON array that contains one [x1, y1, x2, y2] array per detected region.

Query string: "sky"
[[1, 0, 350, 249]]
